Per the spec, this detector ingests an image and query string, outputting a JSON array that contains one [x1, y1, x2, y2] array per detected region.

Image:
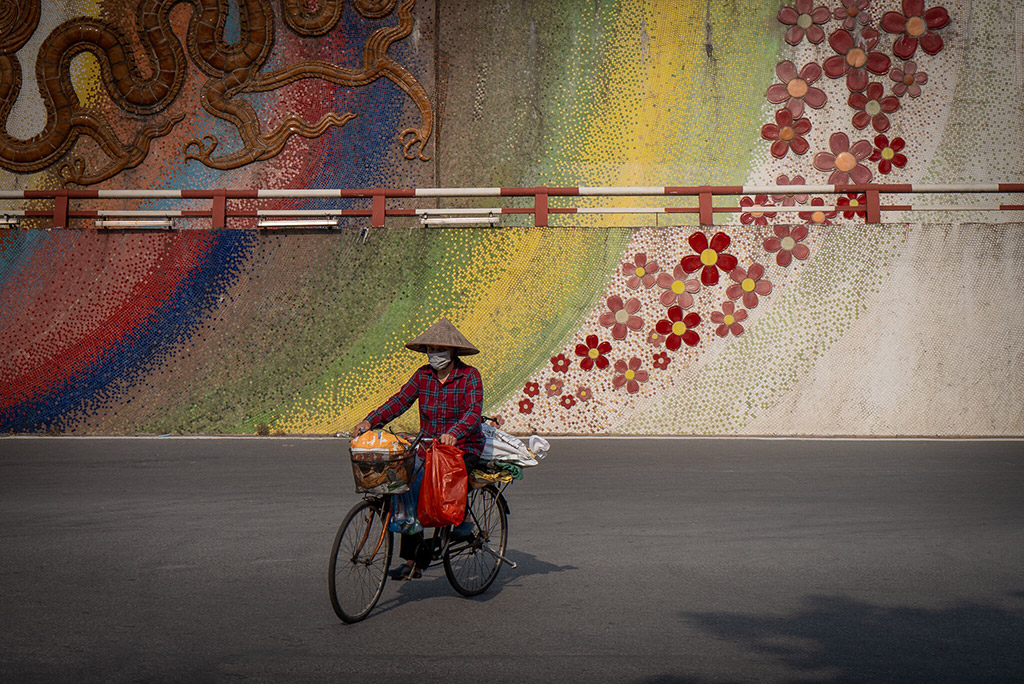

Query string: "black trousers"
[[399, 531, 435, 569]]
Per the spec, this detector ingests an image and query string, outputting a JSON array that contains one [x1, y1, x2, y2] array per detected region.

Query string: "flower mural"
[[575, 334, 612, 371], [544, 377, 564, 397], [762, 108, 812, 158], [881, 0, 950, 58], [681, 231, 738, 286], [870, 134, 908, 174], [599, 295, 644, 339], [837, 192, 868, 218], [559, 394, 576, 410], [764, 225, 811, 267], [727, 264, 773, 309], [813, 132, 874, 184], [647, 328, 667, 347], [712, 301, 748, 338], [524, 381, 540, 397], [740, 195, 778, 226], [550, 353, 570, 373], [766, 61, 828, 117], [778, 0, 832, 45], [612, 357, 649, 394], [834, 0, 873, 30], [575, 386, 593, 402], [622, 253, 660, 289], [652, 351, 671, 370], [657, 264, 701, 309], [849, 82, 900, 132], [889, 61, 927, 98], [518, 398, 534, 414], [824, 28, 891, 92], [800, 197, 839, 226], [655, 307, 702, 350], [772, 174, 809, 206]]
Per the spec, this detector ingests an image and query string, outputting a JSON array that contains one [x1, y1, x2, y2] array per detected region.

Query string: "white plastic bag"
[[481, 423, 540, 467]]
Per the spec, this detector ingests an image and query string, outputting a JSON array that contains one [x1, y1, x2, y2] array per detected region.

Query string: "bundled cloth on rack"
[[470, 424, 549, 484], [480, 424, 549, 465]]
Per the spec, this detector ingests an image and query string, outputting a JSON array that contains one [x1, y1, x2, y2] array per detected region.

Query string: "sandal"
[[389, 564, 422, 580]]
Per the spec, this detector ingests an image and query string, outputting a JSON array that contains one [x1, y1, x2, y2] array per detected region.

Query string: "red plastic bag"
[[417, 442, 468, 527]]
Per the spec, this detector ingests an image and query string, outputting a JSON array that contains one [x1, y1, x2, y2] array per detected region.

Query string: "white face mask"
[[427, 351, 452, 370]]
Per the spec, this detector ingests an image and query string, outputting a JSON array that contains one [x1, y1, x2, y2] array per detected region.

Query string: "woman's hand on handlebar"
[[438, 433, 456, 446], [351, 419, 371, 437]]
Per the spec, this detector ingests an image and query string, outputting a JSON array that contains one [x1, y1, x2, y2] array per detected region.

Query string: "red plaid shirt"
[[365, 360, 485, 457]]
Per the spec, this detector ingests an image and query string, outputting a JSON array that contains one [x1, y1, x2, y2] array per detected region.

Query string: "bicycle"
[[328, 430, 516, 623]]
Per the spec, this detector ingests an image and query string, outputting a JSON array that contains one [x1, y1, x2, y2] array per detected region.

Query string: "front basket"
[[350, 449, 414, 495]]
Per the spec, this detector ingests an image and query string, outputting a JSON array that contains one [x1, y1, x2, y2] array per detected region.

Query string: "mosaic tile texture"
[[1, 0, 1022, 435]]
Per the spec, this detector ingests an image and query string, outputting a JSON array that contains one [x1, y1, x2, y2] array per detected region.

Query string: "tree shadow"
[[682, 593, 1024, 683]]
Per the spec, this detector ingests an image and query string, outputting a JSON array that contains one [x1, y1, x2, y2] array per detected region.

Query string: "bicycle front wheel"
[[443, 485, 508, 596], [328, 499, 392, 623]]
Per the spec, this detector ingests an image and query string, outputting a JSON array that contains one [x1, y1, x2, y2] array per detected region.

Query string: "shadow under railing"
[[680, 592, 1024, 683]]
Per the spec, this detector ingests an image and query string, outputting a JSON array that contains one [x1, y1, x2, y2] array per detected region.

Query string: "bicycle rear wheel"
[[443, 485, 508, 596], [329, 499, 392, 623]]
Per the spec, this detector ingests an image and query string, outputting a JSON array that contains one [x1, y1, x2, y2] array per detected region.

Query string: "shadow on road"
[[349, 549, 577, 621], [681, 593, 1024, 683]]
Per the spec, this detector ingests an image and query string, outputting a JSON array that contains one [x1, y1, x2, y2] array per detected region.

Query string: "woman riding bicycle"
[[351, 317, 483, 580]]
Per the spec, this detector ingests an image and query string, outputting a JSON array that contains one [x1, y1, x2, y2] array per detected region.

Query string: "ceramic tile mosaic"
[[0, 0, 1021, 435]]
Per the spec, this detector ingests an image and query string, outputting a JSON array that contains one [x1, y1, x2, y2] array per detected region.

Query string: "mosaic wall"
[[1, 0, 1022, 435]]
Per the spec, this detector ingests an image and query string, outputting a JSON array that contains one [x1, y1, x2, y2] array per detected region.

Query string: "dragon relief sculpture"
[[0, 0, 432, 185]]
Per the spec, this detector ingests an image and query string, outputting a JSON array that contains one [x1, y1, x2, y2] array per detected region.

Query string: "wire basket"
[[350, 448, 415, 495]]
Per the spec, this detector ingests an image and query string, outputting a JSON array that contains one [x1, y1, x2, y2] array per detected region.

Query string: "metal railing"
[[0, 183, 1021, 230]]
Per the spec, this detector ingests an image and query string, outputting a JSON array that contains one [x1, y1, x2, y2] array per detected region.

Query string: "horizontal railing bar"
[[1, 183, 1022, 202]]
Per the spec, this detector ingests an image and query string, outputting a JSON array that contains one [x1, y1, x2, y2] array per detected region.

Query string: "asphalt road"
[[1, 437, 1022, 684]]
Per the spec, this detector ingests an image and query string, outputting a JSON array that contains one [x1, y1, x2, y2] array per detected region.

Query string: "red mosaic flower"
[[890, 60, 927, 98], [837, 192, 868, 218], [647, 328, 666, 347], [575, 386, 593, 402], [544, 377, 564, 397], [881, 0, 949, 59], [622, 253, 660, 289], [681, 231, 738, 287], [550, 353, 570, 373], [518, 398, 534, 414], [835, 0, 873, 30], [612, 357, 649, 394], [779, 0, 832, 45], [559, 394, 576, 410], [652, 351, 671, 370], [599, 295, 644, 340], [712, 301, 748, 338], [657, 263, 701, 309], [762, 108, 812, 158], [655, 306, 702, 350], [766, 61, 828, 118], [740, 195, 778, 226], [800, 197, 839, 226], [869, 134, 908, 174], [849, 82, 899, 132], [771, 174, 809, 206], [824, 28, 891, 92], [764, 225, 810, 267], [575, 334, 612, 371], [813, 132, 874, 184], [727, 263, 773, 309], [523, 381, 540, 397]]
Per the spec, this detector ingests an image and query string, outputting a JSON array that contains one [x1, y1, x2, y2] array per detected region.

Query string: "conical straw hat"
[[405, 317, 479, 355]]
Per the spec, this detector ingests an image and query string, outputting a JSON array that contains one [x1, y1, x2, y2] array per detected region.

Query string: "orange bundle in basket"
[[349, 430, 413, 494]]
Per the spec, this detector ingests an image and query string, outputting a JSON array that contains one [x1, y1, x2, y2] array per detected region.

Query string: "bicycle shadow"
[[365, 549, 576, 618]]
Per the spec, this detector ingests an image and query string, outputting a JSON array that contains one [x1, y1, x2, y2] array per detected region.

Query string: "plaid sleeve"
[[448, 367, 483, 440], [365, 370, 421, 428]]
